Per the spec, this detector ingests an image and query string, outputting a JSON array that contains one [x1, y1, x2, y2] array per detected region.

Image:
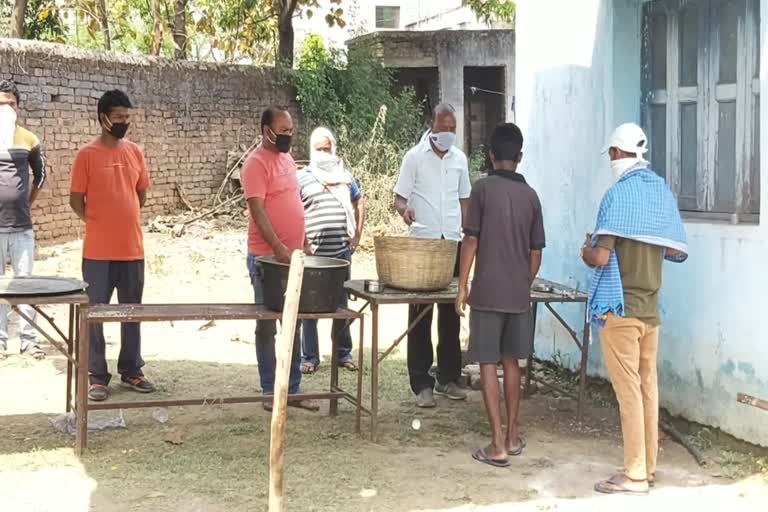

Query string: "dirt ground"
[[0, 225, 766, 512]]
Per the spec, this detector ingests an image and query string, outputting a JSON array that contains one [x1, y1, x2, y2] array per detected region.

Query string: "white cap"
[[602, 123, 649, 156]]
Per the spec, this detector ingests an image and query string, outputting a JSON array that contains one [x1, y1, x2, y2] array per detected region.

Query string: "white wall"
[[516, 0, 768, 446]]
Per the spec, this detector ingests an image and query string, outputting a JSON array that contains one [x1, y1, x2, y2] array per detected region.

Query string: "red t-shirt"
[[70, 139, 150, 261], [241, 146, 305, 256]]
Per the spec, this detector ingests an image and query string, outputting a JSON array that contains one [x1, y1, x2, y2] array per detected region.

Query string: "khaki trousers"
[[600, 315, 660, 481]]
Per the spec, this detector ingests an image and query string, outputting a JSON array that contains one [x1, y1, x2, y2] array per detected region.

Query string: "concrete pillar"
[[437, 55, 466, 153]]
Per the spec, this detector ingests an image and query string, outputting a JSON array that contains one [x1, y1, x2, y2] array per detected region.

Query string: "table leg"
[[577, 307, 591, 423], [370, 304, 379, 441], [355, 315, 364, 434], [75, 306, 89, 455], [525, 303, 539, 398], [74, 305, 80, 409], [330, 324, 340, 417], [66, 304, 74, 413]]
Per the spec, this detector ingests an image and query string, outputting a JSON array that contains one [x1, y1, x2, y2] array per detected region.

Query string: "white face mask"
[[0, 104, 17, 150], [610, 157, 642, 181], [312, 151, 341, 173], [429, 131, 456, 152]]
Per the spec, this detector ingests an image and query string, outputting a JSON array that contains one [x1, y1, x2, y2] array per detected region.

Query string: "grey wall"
[[0, 39, 297, 244]]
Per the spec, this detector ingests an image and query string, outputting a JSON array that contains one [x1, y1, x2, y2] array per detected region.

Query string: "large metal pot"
[[259, 255, 350, 313]]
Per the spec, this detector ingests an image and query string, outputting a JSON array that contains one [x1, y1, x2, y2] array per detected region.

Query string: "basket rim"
[[374, 235, 458, 244]]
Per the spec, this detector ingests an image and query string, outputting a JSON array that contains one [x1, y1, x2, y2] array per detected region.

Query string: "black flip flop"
[[507, 436, 527, 456], [472, 448, 510, 468], [21, 345, 45, 360]]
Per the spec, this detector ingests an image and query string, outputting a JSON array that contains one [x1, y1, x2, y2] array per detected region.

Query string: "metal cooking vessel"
[[259, 255, 350, 313]]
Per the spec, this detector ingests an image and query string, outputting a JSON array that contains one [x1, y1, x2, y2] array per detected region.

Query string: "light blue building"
[[516, 0, 767, 446]]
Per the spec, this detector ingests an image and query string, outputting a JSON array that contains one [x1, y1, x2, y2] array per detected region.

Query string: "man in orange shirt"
[[70, 90, 153, 402], [241, 106, 318, 412]]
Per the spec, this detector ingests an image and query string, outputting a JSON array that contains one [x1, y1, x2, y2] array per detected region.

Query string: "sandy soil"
[[0, 226, 765, 512]]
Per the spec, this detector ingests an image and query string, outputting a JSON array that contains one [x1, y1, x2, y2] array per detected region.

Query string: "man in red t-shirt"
[[241, 107, 318, 412], [70, 90, 153, 402]]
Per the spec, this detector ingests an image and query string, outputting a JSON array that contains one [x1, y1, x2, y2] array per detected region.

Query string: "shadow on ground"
[[2, 358, 764, 512]]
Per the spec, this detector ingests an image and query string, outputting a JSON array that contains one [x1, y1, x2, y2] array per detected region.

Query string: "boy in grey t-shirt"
[[456, 123, 545, 468]]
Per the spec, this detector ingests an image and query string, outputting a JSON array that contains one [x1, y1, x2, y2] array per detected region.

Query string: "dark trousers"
[[407, 242, 462, 394], [83, 259, 145, 385]]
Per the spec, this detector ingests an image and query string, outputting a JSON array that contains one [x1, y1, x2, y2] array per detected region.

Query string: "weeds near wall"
[[287, 35, 424, 244]]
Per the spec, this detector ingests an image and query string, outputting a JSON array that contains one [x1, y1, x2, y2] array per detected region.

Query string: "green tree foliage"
[[465, 0, 516, 24], [291, 34, 422, 152], [23, 0, 66, 42], [290, 35, 423, 228], [10, 0, 512, 61]]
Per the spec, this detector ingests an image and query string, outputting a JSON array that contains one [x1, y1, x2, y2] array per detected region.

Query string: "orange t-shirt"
[[241, 146, 305, 256], [70, 139, 150, 261]]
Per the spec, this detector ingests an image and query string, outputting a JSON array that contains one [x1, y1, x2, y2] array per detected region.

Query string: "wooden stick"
[[174, 182, 194, 211], [183, 193, 243, 226], [737, 393, 768, 412], [660, 419, 707, 466], [268, 251, 305, 512], [213, 140, 258, 206]]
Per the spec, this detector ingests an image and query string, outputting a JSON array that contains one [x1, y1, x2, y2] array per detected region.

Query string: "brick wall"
[[0, 39, 297, 245]]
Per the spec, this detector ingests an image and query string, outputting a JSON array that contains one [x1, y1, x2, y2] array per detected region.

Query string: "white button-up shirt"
[[394, 140, 471, 241]]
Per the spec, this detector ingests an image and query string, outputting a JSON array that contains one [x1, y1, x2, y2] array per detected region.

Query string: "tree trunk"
[[9, 0, 28, 38], [276, 0, 298, 67], [151, 0, 162, 55], [277, 22, 294, 67], [172, 0, 188, 60], [98, 0, 111, 50]]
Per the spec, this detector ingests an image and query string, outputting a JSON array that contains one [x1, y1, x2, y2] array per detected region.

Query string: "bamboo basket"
[[374, 236, 458, 291]]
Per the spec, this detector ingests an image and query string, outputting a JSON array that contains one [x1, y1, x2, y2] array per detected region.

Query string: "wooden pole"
[[737, 393, 768, 412], [268, 250, 305, 512]]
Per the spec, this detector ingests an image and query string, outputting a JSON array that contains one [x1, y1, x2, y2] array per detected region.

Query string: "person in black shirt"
[[456, 123, 545, 468], [0, 79, 46, 359]]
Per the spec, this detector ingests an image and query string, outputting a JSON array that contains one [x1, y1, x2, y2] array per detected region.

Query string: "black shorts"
[[468, 309, 533, 364]]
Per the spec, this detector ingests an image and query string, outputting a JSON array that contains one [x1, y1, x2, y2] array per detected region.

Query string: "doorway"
[[463, 67, 506, 159]]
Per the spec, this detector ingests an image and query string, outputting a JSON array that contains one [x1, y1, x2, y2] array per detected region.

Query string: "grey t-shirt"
[[464, 171, 545, 313]]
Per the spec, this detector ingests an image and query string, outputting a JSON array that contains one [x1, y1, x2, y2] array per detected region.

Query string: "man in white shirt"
[[394, 103, 471, 408]]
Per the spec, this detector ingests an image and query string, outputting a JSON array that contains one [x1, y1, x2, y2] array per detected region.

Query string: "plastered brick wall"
[[0, 39, 297, 245]]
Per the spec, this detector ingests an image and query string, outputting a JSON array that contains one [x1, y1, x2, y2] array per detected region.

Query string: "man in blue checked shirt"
[[581, 123, 687, 496]]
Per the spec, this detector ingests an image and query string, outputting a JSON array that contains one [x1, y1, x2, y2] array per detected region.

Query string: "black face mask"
[[109, 122, 130, 140], [267, 127, 292, 153], [274, 134, 292, 153]]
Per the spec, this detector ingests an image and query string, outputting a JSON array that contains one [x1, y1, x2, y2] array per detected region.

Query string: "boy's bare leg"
[[480, 362, 506, 459], [502, 358, 524, 452]]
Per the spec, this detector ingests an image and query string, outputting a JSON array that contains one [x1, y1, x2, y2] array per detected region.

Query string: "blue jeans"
[[247, 254, 302, 395], [301, 248, 353, 367], [0, 229, 37, 351]]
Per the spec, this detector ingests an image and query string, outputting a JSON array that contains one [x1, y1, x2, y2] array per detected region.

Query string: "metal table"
[[0, 284, 89, 419], [345, 278, 589, 439], [76, 304, 365, 454]]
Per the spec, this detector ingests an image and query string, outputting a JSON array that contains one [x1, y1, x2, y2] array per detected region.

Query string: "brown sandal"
[[288, 399, 320, 412], [339, 360, 357, 372], [262, 398, 320, 413]]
